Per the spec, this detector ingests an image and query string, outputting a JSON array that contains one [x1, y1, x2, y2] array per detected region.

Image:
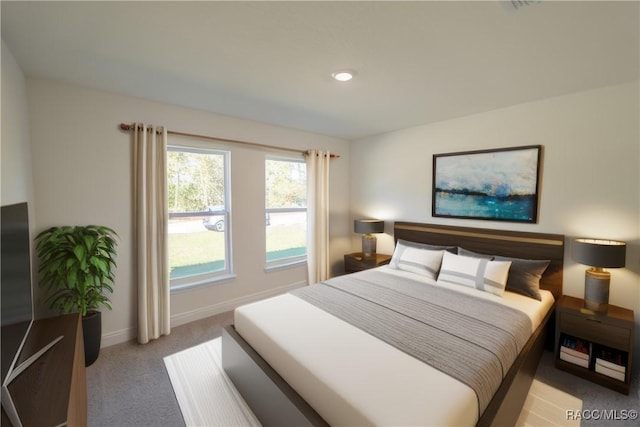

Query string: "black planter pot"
[[82, 311, 102, 367]]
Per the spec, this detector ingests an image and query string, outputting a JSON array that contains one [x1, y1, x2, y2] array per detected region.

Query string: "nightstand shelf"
[[344, 252, 391, 273], [554, 295, 634, 394]]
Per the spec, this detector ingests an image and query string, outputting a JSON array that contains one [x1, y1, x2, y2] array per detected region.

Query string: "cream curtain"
[[132, 124, 170, 344], [306, 149, 331, 284]]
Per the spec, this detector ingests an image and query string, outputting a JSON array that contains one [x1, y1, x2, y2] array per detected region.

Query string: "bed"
[[222, 222, 564, 426]]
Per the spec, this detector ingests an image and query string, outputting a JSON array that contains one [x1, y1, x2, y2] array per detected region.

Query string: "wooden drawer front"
[[561, 312, 630, 350]]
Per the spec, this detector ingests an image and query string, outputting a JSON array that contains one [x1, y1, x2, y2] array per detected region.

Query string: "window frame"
[[264, 156, 307, 270], [167, 145, 234, 291]]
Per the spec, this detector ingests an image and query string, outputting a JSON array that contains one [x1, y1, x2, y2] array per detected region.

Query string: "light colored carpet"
[[164, 338, 261, 427], [165, 338, 583, 427], [516, 378, 583, 427]]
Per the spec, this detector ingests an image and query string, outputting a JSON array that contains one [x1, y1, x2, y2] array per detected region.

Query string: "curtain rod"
[[119, 123, 339, 158]]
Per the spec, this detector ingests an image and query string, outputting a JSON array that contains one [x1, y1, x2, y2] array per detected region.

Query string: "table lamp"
[[572, 238, 626, 314], [354, 219, 384, 258]]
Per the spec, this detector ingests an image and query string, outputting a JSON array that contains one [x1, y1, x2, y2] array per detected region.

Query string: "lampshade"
[[354, 219, 384, 234], [573, 238, 626, 314], [573, 238, 626, 268]]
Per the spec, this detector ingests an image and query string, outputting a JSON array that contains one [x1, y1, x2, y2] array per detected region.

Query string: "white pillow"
[[389, 240, 444, 279], [437, 251, 511, 297]]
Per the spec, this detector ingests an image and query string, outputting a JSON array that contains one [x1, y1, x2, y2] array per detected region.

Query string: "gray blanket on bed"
[[290, 269, 532, 416]]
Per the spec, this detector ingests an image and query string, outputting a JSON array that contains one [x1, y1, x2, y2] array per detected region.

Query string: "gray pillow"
[[457, 247, 494, 260], [493, 256, 550, 301], [396, 239, 457, 254]]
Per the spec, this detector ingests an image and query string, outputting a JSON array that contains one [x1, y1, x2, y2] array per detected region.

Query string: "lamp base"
[[583, 268, 610, 314], [361, 234, 377, 259]]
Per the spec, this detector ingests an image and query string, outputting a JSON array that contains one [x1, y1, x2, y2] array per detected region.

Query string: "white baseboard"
[[100, 281, 307, 348], [101, 326, 137, 348]]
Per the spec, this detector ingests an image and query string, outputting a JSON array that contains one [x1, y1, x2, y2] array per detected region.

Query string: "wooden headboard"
[[394, 222, 565, 299]]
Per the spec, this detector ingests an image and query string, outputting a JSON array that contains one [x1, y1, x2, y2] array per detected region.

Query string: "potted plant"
[[35, 225, 118, 366]]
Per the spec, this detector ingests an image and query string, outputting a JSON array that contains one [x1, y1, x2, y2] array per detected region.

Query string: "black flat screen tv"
[[1, 203, 64, 426], [1, 202, 34, 385], [1, 202, 65, 427]]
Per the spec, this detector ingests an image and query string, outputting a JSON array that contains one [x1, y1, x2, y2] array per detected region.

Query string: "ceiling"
[[2, 1, 638, 140]]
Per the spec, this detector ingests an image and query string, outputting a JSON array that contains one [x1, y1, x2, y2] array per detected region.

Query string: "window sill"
[[264, 259, 307, 273], [170, 273, 237, 293]]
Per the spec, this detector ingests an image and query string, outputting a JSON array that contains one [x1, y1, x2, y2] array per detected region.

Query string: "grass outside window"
[[169, 221, 305, 280]]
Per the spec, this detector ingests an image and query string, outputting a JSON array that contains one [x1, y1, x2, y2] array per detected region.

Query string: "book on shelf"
[[595, 359, 625, 381], [560, 345, 589, 360], [560, 349, 589, 368], [559, 334, 590, 367], [593, 346, 626, 381], [560, 334, 590, 355], [595, 357, 626, 372], [595, 347, 625, 366]]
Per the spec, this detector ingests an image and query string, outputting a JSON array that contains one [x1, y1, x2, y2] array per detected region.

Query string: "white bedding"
[[234, 266, 554, 427]]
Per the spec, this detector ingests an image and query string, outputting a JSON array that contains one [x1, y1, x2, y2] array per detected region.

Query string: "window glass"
[[265, 158, 307, 267], [168, 147, 231, 288]]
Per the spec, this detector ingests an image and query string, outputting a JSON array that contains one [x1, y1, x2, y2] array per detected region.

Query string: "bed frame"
[[222, 221, 564, 427]]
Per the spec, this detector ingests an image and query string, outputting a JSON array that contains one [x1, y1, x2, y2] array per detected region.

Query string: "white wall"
[[350, 81, 640, 360], [26, 79, 351, 346], [1, 40, 34, 207]]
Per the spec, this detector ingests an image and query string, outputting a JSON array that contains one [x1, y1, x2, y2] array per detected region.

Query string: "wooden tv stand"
[[1, 314, 87, 426]]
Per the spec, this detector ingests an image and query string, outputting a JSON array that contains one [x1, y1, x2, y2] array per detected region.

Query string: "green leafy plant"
[[35, 225, 118, 317]]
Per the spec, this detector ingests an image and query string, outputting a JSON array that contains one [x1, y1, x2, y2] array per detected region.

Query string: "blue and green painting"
[[434, 148, 539, 222]]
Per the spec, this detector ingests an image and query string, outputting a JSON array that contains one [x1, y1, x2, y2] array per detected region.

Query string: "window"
[[168, 147, 232, 289], [265, 157, 307, 268]]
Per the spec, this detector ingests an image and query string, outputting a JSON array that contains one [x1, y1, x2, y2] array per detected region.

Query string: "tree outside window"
[[265, 157, 307, 267]]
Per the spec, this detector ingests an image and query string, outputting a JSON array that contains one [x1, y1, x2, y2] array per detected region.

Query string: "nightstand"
[[344, 252, 391, 273], [554, 295, 634, 394]]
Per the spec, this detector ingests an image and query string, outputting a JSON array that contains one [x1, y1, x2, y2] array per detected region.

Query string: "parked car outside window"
[[202, 206, 270, 232], [202, 205, 225, 232]]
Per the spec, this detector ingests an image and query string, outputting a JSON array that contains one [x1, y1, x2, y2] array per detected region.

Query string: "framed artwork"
[[432, 145, 542, 223]]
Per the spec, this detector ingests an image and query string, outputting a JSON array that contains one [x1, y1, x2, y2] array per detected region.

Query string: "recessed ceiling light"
[[332, 70, 355, 82]]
